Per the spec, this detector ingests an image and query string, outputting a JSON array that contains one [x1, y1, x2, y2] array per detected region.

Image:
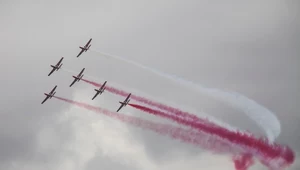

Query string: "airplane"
[[41, 85, 57, 104], [92, 81, 107, 100], [116, 93, 131, 112], [77, 38, 92, 57], [69, 68, 85, 87], [48, 57, 63, 76]]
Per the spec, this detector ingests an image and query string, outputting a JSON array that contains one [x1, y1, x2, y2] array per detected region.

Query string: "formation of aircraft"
[[42, 38, 132, 112], [92, 81, 107, 100], [70, 68, 85, 87], [117, 93, 131, 112], [41, 85, 57, 104], [48, 57, 64, 76], [77, 38, 92, 57]]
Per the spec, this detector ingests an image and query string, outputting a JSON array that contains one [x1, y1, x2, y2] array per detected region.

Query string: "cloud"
[[3, 84, 299, 170], [0, 0, 299, 169], [0, 89, 256, 170]]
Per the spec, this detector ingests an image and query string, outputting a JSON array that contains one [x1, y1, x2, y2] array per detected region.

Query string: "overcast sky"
[[0, 0, 299, 170]]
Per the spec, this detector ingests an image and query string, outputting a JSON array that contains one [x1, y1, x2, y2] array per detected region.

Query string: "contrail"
[[81, 78, 239, 132], [128, 103, 295, 170], [91, 49, 281, 142]]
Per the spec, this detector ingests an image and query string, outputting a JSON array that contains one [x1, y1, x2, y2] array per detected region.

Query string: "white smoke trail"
[[61, 68, 78, 74], [90, 49, 281, 142], [61, 67, 246, 135]]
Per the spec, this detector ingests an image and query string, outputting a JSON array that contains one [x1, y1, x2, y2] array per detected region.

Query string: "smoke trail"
[[81, 78, 238, 132], [232, 154, 254, 170], [53, 96, 294, 170], [54, 95, 258, 170], [81, 78, 199, 120], [128, 103, 295, 170], [53, 96, 239, 154], [91, 49, 281, 141], [61, 68, 78, 75]]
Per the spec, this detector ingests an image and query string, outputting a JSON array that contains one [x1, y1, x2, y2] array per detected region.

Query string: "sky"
[[0, 0, 299, 170]]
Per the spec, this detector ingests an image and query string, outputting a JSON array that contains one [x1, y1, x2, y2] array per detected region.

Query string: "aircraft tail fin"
[[78, 74, 84, 81], [51, 92, 56, 98], [58, 63, 62, 70]]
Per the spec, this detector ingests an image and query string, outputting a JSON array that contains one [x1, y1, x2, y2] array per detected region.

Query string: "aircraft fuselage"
[[119, 101, 129, 106], [73, 75, 83, 82], [51, 64, 62, 70], [44, 92, 54, 98]]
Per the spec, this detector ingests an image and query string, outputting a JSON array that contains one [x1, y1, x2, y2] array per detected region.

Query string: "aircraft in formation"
[[92, 81, 107, 100], [70, 68, 85, 87], [77, 38, 92, 57], [41, 85, 57, 104], [42, 38, 132, 112], [117, 93, 131, 112], [48, 57, 63, 76]]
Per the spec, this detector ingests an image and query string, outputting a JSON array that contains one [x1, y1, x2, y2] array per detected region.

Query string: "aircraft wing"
[[92, 92, 99, 100], [85, 38, 92, 47], [124, 93, 131, 102], [78, 68, 85, 76], [102, 81, 107, 87], [77, 49, 84, 57], [56, 57, 64, 66], [99, 81, 107, 90], [41, 96, 50, 104], [48, 68, 55, 76], [69, 79, 77, 87], [50, 85, 57, 94], [116, 104, 124, 112]]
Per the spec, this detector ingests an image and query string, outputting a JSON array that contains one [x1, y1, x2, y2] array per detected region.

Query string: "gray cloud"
[[84, 150, 140, 170], [0, 0, 299, 169]]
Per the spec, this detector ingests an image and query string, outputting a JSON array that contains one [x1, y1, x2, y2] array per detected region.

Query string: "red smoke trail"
[[81, 78, 219, 127], [53, 96, 239, 155], [53, 96, 260, 170], [128, 103, 295, 170], [80, 78, 295, 169], [232, 154, 254, 170]]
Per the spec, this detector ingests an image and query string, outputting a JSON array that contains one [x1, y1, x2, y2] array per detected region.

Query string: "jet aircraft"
[[48, 57, 63, 76], [41, 85, 57, 104], [77, 38, 92, 57], [69, 68, 85, 87], [116, 93, 131, 112], [92, 81, 107, 100]]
